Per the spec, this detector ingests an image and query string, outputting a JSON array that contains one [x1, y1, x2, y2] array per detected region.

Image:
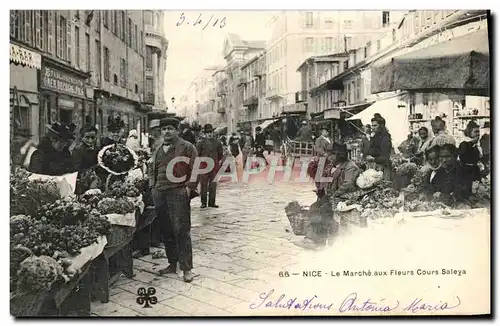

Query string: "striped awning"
[[10, 43, 41, 69]]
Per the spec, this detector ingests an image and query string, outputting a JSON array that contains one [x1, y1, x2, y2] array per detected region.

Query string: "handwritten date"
[[176, 13, 226, 30]]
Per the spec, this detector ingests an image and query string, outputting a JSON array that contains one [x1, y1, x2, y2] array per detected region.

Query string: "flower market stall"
[[10, 142, 153, 316]]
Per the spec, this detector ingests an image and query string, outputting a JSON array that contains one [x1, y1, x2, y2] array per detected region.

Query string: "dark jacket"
[[196, 137, 224, 177], [360, 136, 371, 157], [255, 133, 266, 148], [422, 165, 464, 204], [28, 137, 75, 176], [149, 137, 198, 191], [325, 160, 361, 197], [368, 131, 392, 166], [73, 143, 99, 172], [180, 129, 197, 145], [314, 136, 331, 157], [239, 135, 254, 149], [229, 136, 240, 157]]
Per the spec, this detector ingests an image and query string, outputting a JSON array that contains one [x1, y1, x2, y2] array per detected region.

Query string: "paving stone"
[[159, 294, 226, 315], [150, 277, 195, 296], [91, 301, 127, 316], [193, 266, 241, 282], [231, 258, 269, 270], [114, 296, 186, 316], [194, 277, 256, 301]]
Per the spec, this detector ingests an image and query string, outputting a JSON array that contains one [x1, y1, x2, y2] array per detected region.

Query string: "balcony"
[[253, 64, 265, 78], [266, 87, 282, 100], [295, 90, 308, 103], [243, 96, 258, 108], [144, 92, 155, 105], [237, 75, 248, 86]]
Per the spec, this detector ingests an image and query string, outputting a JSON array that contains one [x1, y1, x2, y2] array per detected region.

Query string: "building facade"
[[221, 33, 266, 133], [299, 10, 489, 146], [239, 52, 267, 128], [144, 10, 168, 111], [9, 10, 167, 143], [264, 11, 406, 119]]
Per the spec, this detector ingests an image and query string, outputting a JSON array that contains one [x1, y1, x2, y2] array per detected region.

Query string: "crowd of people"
[[297, 113, 490, 249]]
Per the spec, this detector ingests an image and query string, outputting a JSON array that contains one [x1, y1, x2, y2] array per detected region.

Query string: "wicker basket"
[[287, 213, 309, 236], [106, 225, 136, 248], [336, 209, 367, 228]]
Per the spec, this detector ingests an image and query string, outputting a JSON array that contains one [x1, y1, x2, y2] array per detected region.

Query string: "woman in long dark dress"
[[457, 120, 485, 198], [28, 122, 77, 176], [97, 116, 127, 189], [365, 115, 392, 181]]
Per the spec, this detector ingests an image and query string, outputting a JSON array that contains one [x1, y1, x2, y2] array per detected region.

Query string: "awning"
[[257, 119, 278, 130], [10, 43, 41, 69], [347, 96, 408, 146], [214, 126, 227, 134], [371, 30, 490, 94]]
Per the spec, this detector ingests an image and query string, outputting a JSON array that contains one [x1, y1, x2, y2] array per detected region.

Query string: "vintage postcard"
[[9, 9, 491, 317]]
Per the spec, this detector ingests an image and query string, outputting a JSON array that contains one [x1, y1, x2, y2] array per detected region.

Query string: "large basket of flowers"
[[98, 144, 138, 176]]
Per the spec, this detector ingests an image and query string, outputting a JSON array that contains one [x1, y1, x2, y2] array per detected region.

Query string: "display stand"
[[91, 224, 136, 303], [11, 262, 92, 317]]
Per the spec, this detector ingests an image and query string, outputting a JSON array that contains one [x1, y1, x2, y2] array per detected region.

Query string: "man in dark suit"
[[196, 124, 224, 208]]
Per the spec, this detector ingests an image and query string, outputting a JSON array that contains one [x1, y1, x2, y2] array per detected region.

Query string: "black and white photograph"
[[8, 8, 491, 317]]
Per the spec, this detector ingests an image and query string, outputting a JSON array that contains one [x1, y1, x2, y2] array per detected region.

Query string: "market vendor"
[[239, 130, 254, 169], [298, 143, 360, 250], [365, 115, 393, 181], [72, 124, 101, 194], [414, 127, 432, 165], [295, 120, 313, 142], [27, 122, 77, 176], [360, 124, 372, 158], [101, 116, 125, 147], [314, 127, 331, 157], [458, 120, 485, 198], [428, 116, 456, 148], [150, 117, 198, 283], [422, 144, 461, 204]]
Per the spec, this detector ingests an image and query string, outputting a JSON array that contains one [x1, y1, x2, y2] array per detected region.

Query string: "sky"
[[163, 11, 276, 105]]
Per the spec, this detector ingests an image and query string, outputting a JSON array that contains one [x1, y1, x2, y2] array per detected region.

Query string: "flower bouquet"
[[98, 144, 138, 175]]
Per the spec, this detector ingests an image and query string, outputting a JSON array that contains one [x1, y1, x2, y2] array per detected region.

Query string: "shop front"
[[370, 29, 490, 143], [10, 42, 42, 141], [38, 57, 92, 141]]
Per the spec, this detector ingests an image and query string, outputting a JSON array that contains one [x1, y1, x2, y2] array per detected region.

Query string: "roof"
[[227, 33, 266, 49], [296, 53, 349, 72]]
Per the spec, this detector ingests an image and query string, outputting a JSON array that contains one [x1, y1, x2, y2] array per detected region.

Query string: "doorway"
[[60, 108, 73, 125]]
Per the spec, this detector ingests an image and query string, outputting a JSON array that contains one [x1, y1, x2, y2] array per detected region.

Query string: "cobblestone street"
[[91, 157, 319, 316]]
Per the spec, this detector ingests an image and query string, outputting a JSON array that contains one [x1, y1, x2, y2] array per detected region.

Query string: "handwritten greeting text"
[[249, 290, 462, 314], [176, 12, 227, 30]]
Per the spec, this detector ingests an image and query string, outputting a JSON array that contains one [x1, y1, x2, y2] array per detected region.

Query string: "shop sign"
[[10, 43, 42, 69], [324, 109, 340, 120], [40, 65, 85, 98], [281, 103, 307, 113]]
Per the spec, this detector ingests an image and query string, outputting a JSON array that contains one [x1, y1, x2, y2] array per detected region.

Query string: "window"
[[145, 10, 153, 25], [140, 31, 144, 54], [346, 83, 351, 104], [34, 10, 44, 50], [325, 37, 333, 52], [110, 10, 115, 33], [114, 11, 119, 36], [376, 40, 381, 51], [103, 10, 109, 28], [355, 79, 361, 101], [128, 18, 133, 46], [135, 84, 139, 93], [56, 15, 67, 59], [113, 74, 118, 85], [414, 12, 420, 33], [74, 26, 80, 68], [364, 46, 367, 58], [324, 18, 334, 29], [305, 12, 314, 28], [344, 36, 352, 52], [382, 11, 390, 27], [121, 11, 126, 41], [392, 29, 396, 42], [103, 46, 110, 81], [344, 20, 353, 29], [95, 40, 101, 82], [120, 58, 127, 87], [46, 11, 54, 54], [24, 11, 33, 45], [134, 25, 138, 51], [10, 10, 19, 39], [146, 46, 153, 69], [85, 33, 90, 72], [304, 37, 314, 52]]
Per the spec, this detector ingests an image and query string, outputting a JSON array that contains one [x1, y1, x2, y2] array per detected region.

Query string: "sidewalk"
[[91, 177, 317, 316]]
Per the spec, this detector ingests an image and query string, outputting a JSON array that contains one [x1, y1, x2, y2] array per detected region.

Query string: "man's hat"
[[107, 116, 125, 132], [149, 119, 160, 129], [204, 124, 214, 133], [159, 118, 180, 129], [329, 143, 348, 154], [46, 122, 76, 140]]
